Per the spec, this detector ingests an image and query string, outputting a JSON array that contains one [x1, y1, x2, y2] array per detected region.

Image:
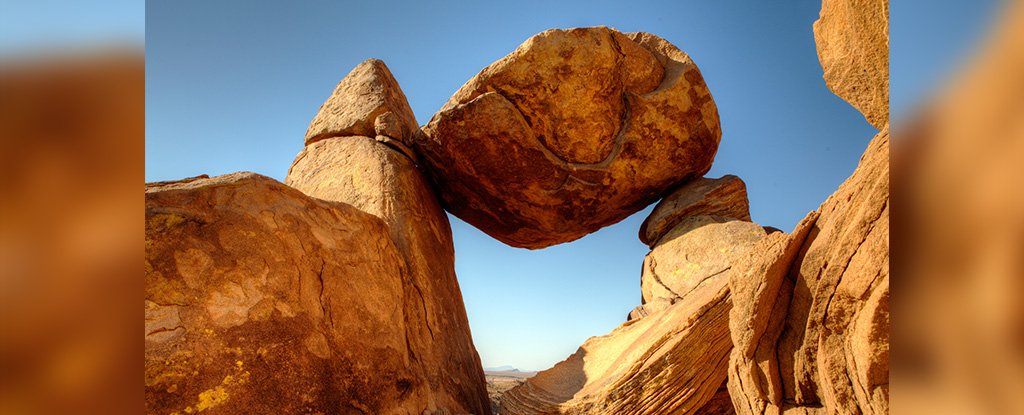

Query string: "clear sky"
[[144, 0, 995, 371]]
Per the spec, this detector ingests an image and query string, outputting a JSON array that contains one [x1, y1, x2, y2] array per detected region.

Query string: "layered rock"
[[639, 175, 751, 247], [633, 216, 765, 320], [813, 0, 890, 129], [727, 126, 890, 415], [145, 173, 485, 414], [500, 272, 733, 415], [416, 27, 722, 249], [304, 59, 419, 146]]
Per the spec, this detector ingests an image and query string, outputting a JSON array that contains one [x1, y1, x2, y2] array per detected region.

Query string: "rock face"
[[639, 175, 752, 247], [416, 27, 722, 249], [727, 127, 890, 415], [285, 135, 490, 415], [634, 216, 765, 320], [813, 0, 889, 129], [145, 173, 486, 414], [304, 59, 419, 146], [500, 273, 733, 415]]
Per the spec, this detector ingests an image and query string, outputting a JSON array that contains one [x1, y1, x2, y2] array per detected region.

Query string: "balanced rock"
[[500, 272, 733, 414], [145, 173, 488, 414], [639, 175, 751, 246], [813, 0, 889, 129], [635, 216, 765, 320], [727, 127, 890, 415], [416, 27, 722, 249], [304, 59, 419, 146]]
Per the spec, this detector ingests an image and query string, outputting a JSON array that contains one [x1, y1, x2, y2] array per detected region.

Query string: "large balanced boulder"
[[727, 127, 890, 415], [639, 175, 751, 247], [145, 173, 487, 414], [813, 0, 889, 129], [304, 59, 419, 146], [500, 271, 734, 415], [416, 27, 722, 249]]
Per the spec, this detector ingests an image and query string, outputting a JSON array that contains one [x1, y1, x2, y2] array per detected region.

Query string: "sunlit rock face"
[[416, 26, 722, 249]]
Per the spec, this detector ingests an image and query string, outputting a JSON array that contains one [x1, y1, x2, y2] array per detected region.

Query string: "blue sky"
[[140, 0, 994, 370]]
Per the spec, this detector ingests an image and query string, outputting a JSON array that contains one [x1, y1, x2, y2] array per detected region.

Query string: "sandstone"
[[500, 273, 733, 414], [416, 27, 722, 248], [144, 173, 490, 414], [813, 0, 889, 129], [304, 59, 419, 146], [637, 216, 766, 318], [639, 175, 752, 246], [727, 127, 890, 415]]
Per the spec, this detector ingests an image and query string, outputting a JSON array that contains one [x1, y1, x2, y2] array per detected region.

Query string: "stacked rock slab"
[[286, 59, 491, 414], [639, 175, 752, 247], [416, 27, 722, 249], [813, 0, 889, 129], [727, 127, 889, 415]]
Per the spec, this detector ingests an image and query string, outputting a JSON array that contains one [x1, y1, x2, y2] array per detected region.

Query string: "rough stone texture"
[[813, 0, 889, 129], [304, 59, 419, 146], [639, 175, 752, 246], [285, 136, 492, 414], [416, 27, 722, 249], [636, 216, 766, 319], [727, 127, 890, 415], [144, 173, 490, 415], [500, 274, 733, 415]]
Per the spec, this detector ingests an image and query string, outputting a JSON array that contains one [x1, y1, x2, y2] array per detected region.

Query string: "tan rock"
[[813, 0, 889, 129], [500, 273, 733, 414], [285, 136, 491, 414], [144, 173, 490, 415], [727, 127, 889, 415], [416, 27, 722, 248], [304, 59, 419, 146], [639, 175, 752, 246], [638, 216, 766, 317]]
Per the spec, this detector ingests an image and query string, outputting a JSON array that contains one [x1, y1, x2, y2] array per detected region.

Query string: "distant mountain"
[[484, 365, 518, 372]]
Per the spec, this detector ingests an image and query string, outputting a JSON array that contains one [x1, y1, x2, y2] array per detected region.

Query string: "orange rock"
[[813, 0, 889, 129], [639, 175, 752, 247], [416, 27, 721, 249]]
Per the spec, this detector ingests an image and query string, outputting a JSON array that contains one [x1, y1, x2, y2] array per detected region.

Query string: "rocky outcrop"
[[304, 59, 419, 146], [500, 272, 733, 415], [634, 216, 765, 320], [727, 126, 890, 415], [144, 173, 486, 414], [639, 175, 751, 247], [813, 0, 889, 129], [416, 27, 721, 249], [285, 135, 490, 415]]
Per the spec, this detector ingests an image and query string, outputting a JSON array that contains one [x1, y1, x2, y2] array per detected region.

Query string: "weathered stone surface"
[[636, 216, 766, 319], [304, 59, 419, 146], [144, 173, 490, 415], [639, 175, 752, 246], [500, 274, 733, 414], [285, 136, 491, 414], [813, 0, 889, 129], [727, 127, 890, 415], [416, 27, 722, 249]]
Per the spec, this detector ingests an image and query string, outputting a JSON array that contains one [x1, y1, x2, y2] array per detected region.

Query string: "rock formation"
[[500, 272, 733, 415], [304, 59, 419, 146], [813, 0, 889, 129], [632, 216, 765, 321], [727, 126, 889, 415], [416, 27, 722, 249], [639, 175, 751, 247], [145, 58, 491, 415]]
